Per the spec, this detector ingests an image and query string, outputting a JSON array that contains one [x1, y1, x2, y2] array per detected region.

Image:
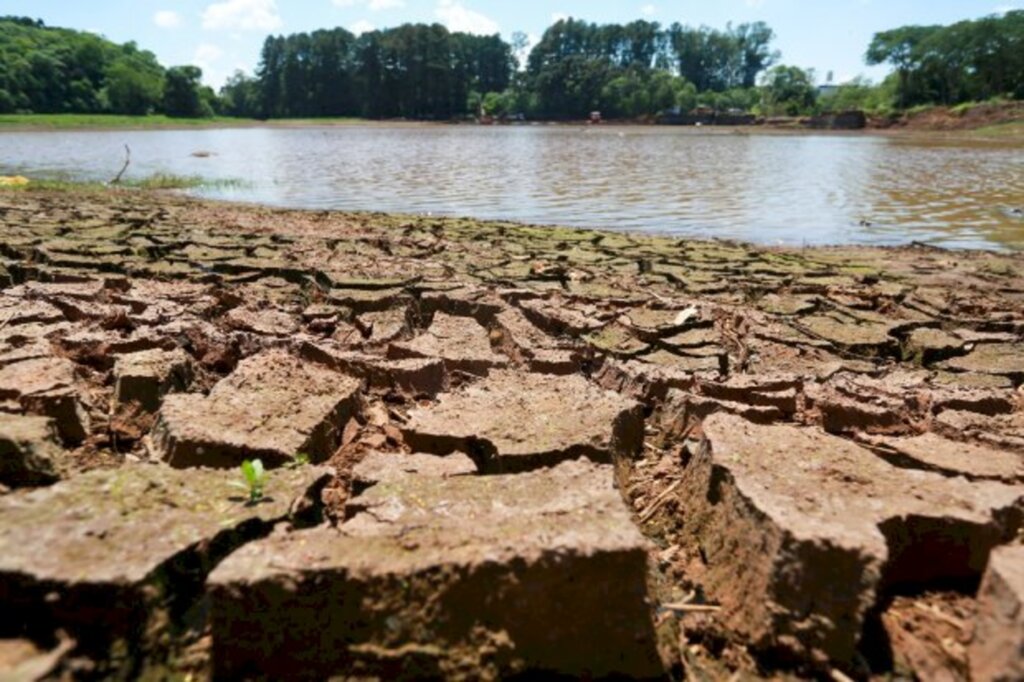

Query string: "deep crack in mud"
[[0, 190, 1022, 680]]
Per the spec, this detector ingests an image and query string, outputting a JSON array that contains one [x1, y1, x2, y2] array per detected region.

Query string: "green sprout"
[[231, 458, 267, 503], [290, 452, 310, 468]]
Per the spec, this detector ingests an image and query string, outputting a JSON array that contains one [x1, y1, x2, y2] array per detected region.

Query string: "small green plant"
[[232, 458, 267, 503], [289, 452, 310, 468]]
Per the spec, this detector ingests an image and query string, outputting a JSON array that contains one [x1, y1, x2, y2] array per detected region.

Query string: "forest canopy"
[[2, 10, 1022, 121], [0, 16, 217, 117]]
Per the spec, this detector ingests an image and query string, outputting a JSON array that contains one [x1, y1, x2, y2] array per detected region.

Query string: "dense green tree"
[[219, 70, 261, 117], [163, 65, 210, 117], [104, 44, 165, 115], [865, 12, 1024, 106], [666, 22, 777, 92], [760, 65, 816, 115]]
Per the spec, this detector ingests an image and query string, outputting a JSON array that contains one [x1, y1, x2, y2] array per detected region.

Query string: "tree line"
[[0, 16, 218, 116], [865, 10, 1024, 108], [2, 11, 1023, 120], [221, 19, 794, 120], [228, 25, 512, 119]]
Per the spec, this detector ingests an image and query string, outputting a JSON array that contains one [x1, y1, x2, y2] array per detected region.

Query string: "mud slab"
[[389, 311, 507, 375], [0, 463, 331, 648], [152, 349, 361, 468], [676, 413, 1024, 664], [208, 460, 661, 680], [0, 414, 62, 486], [350, 449, 477, 492], [403, 369, 644, 473], [970, 544, 1024, 682]]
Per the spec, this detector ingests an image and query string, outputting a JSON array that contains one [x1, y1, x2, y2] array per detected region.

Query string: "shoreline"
[[2, 113, 1021, 142]]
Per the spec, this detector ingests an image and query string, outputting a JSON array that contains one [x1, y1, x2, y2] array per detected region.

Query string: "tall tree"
[[163, 65, 209, 117]]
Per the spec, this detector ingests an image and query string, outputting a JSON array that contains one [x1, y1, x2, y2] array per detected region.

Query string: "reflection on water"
[[1, 124, 1022, 249]]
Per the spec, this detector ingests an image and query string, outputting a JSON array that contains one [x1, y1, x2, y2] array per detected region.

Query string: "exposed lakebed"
[[0, 189, 1022, 679], [1, 124, 1023, 249]]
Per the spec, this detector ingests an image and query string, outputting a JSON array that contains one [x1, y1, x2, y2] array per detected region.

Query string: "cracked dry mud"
[[0, 190, 1022, 681]]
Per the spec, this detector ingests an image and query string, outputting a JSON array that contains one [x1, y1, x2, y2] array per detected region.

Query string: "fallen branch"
[[914, 601, 966, 631], [638, 479, 681, 523], [111, 144, 131, 184], [662, 602, 721, 613]]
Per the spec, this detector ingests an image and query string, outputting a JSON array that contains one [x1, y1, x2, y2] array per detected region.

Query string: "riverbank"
[[3, 100, 1023, 138], [0, 187, 1022, 680]]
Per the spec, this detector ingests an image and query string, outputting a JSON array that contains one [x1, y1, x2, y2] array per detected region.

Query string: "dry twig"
[[111, 144, 131, 184]]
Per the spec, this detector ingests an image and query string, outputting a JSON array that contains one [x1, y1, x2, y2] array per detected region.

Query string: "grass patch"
[[0, 172, 245, 193], [970, 120, 1024, 139], [0, 113, 255, 129], [0, 114, 374, 129]]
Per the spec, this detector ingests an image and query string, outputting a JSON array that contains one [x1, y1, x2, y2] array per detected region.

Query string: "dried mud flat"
[[0, 189, 1022, 681]]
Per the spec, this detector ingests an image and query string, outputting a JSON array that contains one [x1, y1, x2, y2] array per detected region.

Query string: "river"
[[2, 124, 1022, 249]]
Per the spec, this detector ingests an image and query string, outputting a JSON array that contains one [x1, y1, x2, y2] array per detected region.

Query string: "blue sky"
[[6, 0, 1022, 88]]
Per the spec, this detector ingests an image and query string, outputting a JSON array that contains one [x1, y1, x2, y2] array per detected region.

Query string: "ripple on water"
[[0, 125, 1022, 249]]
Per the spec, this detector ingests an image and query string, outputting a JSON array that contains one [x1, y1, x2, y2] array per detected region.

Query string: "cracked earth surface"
[[0, 189, 1022, 680]]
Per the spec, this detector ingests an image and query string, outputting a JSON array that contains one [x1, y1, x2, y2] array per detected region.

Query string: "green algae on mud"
[[0, 174, 246, 193]]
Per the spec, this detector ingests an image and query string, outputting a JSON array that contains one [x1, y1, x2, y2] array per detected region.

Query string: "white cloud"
[[202, 0, 282, 31], [153, 10, 183, 28], [333, 0, 405, 9], [350, 19, 375, 35], [640, 4, 657, 17], [193, 43, 224, 70], [435, 0, 499, 35], [192, 43, 227, 86]]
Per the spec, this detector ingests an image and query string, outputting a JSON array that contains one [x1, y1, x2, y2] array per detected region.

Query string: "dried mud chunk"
[[491, 307, 580, 374], [351, 450, 477, 493], [389, 312, 507, 375], [0, 463, 332, 648], [0, 414, 62, 486], [942, 343, 1024, 380], [112, 348, 193, 413], [302, 342, 446, 396], [152, 350, 361, 468], [797, 315, 898, 355], [678, 414, 1024, 665], [807, 373, 924, 434], [640, 349, 723, 375], [224, 306, 299, 336], [327, 287, 411, 313], [208, 461, 661, 680], [863, 432, 1024, 482], [969, 544, 1024, 682], [0, 357, 89, 444], [0, 300, 64, 326], [585, 322, 649, 357], [403, 369, 643, 474], [697, 374, 801, 415], [355, 307, 409, 346], [518, 297, 606, 336], [903, 327, 966, 364]]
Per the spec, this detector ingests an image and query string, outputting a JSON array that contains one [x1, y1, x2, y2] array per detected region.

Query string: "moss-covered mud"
[[0, 189, 1022, 680]]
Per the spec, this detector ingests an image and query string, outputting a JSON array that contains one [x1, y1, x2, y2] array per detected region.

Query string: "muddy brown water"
[[2, 124, 1022, 249]]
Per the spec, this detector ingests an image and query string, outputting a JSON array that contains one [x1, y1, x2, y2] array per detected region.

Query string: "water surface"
[[2, 124, 1022, 249]]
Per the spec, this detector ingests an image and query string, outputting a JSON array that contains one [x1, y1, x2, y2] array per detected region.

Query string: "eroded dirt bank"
[[0, 189, 1022, 680]]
